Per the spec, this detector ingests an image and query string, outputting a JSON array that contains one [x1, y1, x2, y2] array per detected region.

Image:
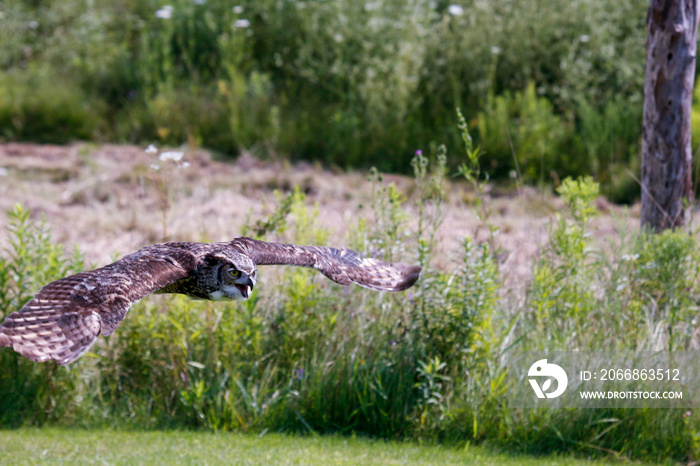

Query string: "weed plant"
[[2, 141, 700, 460]]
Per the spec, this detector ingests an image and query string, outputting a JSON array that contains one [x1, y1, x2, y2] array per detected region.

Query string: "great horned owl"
[[0, 237, 421, 365]]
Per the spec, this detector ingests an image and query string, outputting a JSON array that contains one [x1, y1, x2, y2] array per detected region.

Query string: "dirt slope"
[[0, 143, 637, 289]]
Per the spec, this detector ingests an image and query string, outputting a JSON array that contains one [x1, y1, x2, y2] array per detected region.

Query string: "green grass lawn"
[[0, 428, 641, 465]]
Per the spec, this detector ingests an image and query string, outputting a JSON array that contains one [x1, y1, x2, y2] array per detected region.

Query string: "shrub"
[[0, 0, 650, 191], [525, 177, 600, 348], [0, 69, 100, 143], [132, 84, 233, 151], [477, 82, 572, 184], [576, 96, 642, 202], [0, 205, 84, 427]]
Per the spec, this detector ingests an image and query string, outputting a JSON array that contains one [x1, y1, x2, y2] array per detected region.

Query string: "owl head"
[[208, 252, 257, 300]]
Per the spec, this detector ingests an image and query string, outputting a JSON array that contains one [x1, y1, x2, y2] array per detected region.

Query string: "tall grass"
[[2, 134, 700, 461]]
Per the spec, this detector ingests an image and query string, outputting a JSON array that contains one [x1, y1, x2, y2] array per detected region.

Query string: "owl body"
[[0, 236, 421, 365], [145, 242, 256, 300]]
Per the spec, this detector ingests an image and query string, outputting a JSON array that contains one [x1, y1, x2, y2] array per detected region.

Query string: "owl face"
[[204, 250, 257, 302], [220, 263, 257, 300]]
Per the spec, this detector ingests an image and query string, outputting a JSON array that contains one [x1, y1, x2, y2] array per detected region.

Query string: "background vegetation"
[[0, 0, 662, 201], [3, 136, 700, 462]]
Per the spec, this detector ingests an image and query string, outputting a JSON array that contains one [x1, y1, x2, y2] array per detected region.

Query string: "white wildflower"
[[234, 19, 250, 28], [579, 34, 590, 43], [155, 5, 173, 19], [145, 144, 158, 155], [233, 5, 244, 14], [28, 20, 39, 30], [150, 164, 161, 171], [159, 151, 184, 162], [490, 46, 501, 55], [447, 4, 464, 16]]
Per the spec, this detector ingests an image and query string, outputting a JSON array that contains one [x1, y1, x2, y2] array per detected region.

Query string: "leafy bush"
[[576, 96, 642, 202], [0, 69, 100, 143], [0, 205, 84, 427], [522, 176, 700, 353], [477, 82, 572, 183], [0, 0, 649, 192], [131, 85, 233, 151]]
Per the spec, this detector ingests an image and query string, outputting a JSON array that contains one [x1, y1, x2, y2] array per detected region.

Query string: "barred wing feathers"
[[0, 238, 421, 366], [231, 237, 421, 292], [0, 245, 195, 365]]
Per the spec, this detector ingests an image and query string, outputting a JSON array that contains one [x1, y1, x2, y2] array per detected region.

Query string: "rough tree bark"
[[641, 0, 699, 232]]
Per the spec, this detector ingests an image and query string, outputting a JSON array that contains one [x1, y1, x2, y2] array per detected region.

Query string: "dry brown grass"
[[0, 143, 640, 288]]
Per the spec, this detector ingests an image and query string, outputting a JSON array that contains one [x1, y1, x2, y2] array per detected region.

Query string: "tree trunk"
[[641, 0, 698, 232]]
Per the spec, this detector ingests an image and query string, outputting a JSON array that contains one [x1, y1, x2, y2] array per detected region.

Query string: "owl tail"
[[0, 306, 101, 365]]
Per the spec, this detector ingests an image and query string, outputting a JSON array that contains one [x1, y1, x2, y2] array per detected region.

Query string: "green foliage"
[[364, 167, 410, 263], [0, 69, 99, 143], [0, 0, 648, 190], [477, 82, 572, 183], [455, 107, 501, 245], [412, 145, 447, 266], [0, 205, 84, 427], [613, 229, 700, 351], [557, 176, 599, 224], [0, 204, 84, 317], [132, 85, 232, 151], [414, 237, 499, 368], [528, 177, 600, 346], [576, 96, 642, 202], [496, 177, 700, 459], [688, 83, 700, 196]]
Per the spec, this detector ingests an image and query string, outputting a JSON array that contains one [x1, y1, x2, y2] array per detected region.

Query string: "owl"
[[0, 236, 421, 365]]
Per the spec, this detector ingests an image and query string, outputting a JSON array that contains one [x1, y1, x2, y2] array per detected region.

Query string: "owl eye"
[[228, 268, 242, 278]]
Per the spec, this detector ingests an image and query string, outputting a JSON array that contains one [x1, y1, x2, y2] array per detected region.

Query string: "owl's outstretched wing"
[[230, 237, 421, 292], [0, 244, 196, 365]]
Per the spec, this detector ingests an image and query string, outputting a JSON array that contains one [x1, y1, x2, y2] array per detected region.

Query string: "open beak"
[[236, 278, 255, 299]]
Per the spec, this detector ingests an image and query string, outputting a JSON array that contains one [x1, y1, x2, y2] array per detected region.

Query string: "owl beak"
[[236, 278, 255, 299]]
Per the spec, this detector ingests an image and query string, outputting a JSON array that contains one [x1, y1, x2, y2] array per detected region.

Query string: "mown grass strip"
[[0, 428, 632, 465]]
